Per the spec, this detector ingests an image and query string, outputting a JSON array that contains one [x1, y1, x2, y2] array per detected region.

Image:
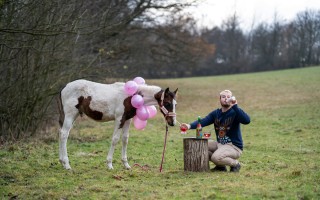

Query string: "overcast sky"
[[187, 0, 320, 30]]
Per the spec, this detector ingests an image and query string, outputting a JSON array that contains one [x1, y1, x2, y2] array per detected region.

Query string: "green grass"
[[1, 66, 320, 199]]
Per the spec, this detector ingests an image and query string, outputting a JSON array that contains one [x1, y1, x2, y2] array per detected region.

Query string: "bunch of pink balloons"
[[124, 77, 157, 130]]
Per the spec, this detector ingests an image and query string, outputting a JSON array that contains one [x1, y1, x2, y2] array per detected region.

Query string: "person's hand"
[[180, 123, 190, 130], [228, 96, 237, 106], [231, 99, 237, 105]]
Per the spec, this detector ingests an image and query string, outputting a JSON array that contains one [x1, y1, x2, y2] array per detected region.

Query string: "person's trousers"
[[208, 140, 242, 167]]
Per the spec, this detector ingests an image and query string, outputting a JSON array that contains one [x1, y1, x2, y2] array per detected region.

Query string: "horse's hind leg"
[[121, 120, 131, 169], [106, 119, 122, 170], [59, 112, 78, 170]]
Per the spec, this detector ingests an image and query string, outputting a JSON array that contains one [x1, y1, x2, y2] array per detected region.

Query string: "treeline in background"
[[1, 0, 319, 141]]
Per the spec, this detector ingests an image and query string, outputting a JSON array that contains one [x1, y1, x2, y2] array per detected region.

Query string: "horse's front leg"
[[106, 120, 122, 170], [121, 120, 132, 169]]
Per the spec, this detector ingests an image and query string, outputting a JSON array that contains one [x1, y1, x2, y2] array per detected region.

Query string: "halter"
[[160, 91, 176, 117]]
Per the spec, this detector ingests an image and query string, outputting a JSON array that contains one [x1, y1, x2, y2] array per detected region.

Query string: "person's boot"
[[230, 163, 241, 172], [211, 165, 227, 172]]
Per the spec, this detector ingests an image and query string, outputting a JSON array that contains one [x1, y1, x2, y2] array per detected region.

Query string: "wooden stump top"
[[183, 137, 209, 140]]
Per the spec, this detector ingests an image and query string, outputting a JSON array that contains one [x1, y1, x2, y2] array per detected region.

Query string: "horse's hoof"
[[65, 166, 72, 170], [124, 164, 131, 170], [107, 163, 114, 170], [60, 159, 71, 170]]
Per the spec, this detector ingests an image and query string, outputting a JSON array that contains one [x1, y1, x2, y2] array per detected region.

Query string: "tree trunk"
[[183, 138, 209, 172]]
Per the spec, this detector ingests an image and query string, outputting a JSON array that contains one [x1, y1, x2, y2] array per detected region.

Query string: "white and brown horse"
[[58, 79, 178, 170]]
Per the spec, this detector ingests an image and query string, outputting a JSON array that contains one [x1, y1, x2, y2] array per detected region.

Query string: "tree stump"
[[183, 138, 209, 172]]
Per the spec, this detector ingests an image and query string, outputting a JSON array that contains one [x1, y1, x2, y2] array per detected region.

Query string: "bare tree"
[[0, 0, 193, 141], [250, 14, 284, 71], [210, 13, 247, 74], [292, 9, 320, 66]]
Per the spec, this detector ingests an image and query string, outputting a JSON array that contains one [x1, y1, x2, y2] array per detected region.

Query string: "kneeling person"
[[180, 90, 250, 172]]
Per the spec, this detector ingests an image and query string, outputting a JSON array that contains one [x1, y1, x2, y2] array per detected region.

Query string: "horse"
[[57, 79, 178, 170]]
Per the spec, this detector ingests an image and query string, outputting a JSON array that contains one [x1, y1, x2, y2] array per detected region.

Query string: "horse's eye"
[[164, 102, 171, 108]]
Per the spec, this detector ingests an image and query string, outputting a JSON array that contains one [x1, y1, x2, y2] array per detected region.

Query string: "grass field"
[[1, 66, 320, 199]]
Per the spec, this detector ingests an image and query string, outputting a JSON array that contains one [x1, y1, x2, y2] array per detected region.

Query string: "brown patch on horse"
[[75, 96, 103, 120], [154, 88, 177, 108], [154, 90, 164, 106], [119, 96, 136, 129]]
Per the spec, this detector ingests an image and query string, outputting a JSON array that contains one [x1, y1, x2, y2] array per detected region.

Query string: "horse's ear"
[[165, 88, 170, 93], [174, 88, 178, 99], [174, 88, 178, 95]]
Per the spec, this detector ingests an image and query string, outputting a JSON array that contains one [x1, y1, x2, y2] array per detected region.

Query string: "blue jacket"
[[190, 104, 250, 150]]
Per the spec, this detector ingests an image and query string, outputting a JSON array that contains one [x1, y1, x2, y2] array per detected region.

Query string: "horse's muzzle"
[[166, 118, 175, 126]]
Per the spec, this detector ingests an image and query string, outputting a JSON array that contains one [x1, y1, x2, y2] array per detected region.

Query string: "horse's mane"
[[135, 84, 162, 106], [137, 84, 162, 96], [114, 82, 161, 95]]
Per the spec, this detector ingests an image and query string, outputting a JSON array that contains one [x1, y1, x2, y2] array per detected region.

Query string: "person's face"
[[220, 93, 232, 107]]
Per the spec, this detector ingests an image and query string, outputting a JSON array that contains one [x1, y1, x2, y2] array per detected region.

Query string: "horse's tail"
[[57, 91, 65, 128]]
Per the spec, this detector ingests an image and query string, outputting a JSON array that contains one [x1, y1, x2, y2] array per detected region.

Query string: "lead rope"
[[159, 91, 169, 173], [159, 124, 169, 172]]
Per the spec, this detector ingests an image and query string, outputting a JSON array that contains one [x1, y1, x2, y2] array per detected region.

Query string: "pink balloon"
[[133, 116, 147, 130], [146, 106, 157, 118], [133, 77, 145, 85], [131, 94, 144, 108], [136, 106, 150, 121], [124, 81, 138, 95]]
